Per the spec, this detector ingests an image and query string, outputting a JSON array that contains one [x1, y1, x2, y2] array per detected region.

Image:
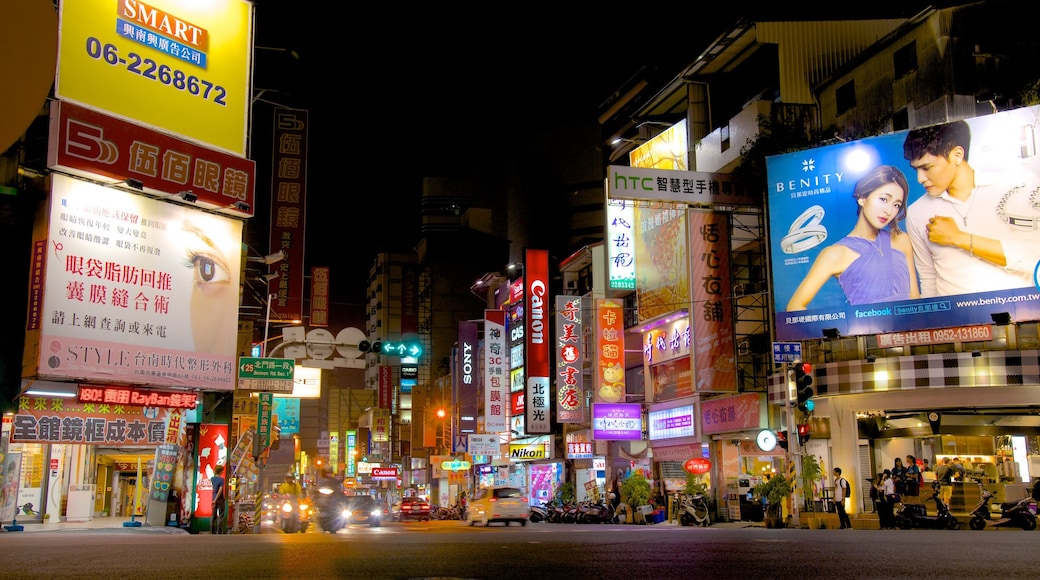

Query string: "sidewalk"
[[1, 516, 190, 534]]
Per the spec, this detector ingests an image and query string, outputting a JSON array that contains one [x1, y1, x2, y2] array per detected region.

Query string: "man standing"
[[210, 464, 227, 534], [903, 120, 1040, 297], [833, 467, 853, 530], [936, 457, 954, 508]]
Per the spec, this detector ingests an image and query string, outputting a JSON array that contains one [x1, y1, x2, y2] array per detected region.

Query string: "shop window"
[[1016, 322, 1038, 349]]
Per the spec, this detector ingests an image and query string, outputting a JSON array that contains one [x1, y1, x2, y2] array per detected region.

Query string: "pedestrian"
[[936, 457, 954, 507], [833, 467, 853, 530], [891, 457, 907, 496], [868, 473, 880, 513], [904, 455, 921, 497], [210, 463, 226, 534], [877, 469, 897, 529]]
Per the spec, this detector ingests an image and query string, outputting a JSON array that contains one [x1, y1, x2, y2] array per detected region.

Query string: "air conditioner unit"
[[738, 340, 750, 356], [564, 280, 578, 291], [734, 284, 745, 297]]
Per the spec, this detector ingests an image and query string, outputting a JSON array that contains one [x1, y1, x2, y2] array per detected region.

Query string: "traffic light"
[[797, 423, 811, 446], [777, 430, 789, 450], [357, 338, 422, 358], [794, 362, 814, 413]]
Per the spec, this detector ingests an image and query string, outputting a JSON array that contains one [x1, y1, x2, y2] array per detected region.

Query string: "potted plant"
[[620, 472, 652, 524], [753, 474, 791, 528], [800, 454, 822, 512]]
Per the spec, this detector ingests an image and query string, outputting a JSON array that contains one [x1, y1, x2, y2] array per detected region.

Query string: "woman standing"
[[787, 165, 919, 310], [891, 457, 907, 496], [877, 469, 897, 529], [903, 455, 921, 497]]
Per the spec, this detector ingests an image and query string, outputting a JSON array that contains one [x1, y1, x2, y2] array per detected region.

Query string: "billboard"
[[35, 174, 242, 389], [592, 403, 642, 441], [55, 0, 253, 156], [769, 106, 1040, 341]]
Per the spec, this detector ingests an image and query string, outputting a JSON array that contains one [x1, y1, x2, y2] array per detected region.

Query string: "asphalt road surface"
[[1, 519, 1036, 579]]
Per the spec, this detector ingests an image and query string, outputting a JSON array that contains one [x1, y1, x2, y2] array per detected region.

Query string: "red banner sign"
[[48, 100, 254, 216], [684, 457, 712, 474], [79, 385, 198, 409]]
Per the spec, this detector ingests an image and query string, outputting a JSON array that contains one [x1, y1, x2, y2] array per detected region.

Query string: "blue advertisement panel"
[[769, 106, 1040, 341]]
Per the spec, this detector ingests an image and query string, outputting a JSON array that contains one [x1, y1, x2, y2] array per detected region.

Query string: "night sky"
[[248, 2, 940, 305]]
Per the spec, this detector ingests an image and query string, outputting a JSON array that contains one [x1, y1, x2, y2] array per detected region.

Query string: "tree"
[[800, 454, 823, 512], [620, 472, 651, 508], [753, 474, 792, 520]]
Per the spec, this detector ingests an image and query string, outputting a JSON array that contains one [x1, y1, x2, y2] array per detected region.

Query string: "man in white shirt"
[[833, 467, 852, 530], [903, 120, 1040, 297]]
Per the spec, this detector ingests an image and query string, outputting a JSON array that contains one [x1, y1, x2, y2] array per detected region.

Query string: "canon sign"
[[524, 249, 551, 434]]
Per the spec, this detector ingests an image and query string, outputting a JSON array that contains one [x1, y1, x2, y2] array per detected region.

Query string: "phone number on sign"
[[84, 37, 228, 106]]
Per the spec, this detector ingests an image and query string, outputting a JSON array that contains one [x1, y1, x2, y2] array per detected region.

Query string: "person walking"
[[833, 467, 853, 530], [936, 457, 954, 508]]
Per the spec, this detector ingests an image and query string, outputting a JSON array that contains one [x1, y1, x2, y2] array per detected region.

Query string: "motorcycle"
[[529, 502, 548, 523], [280, 496, 312, 533], [578, 497, 618, 524], [969, 480, 1037, 531], [677, 493, 711, 527], [894, 482, 961, 530]]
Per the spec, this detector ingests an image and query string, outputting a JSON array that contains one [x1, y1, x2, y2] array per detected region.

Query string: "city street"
[[0, 519, 1035, 579]]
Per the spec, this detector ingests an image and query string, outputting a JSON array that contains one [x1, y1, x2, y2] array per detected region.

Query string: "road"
[[0, 519, 1035, 579]]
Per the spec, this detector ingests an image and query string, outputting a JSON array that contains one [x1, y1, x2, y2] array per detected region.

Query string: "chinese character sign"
[[268, 108, 308, 324], [555, 295, 584, 423], [594, 298, 626, 404], [607, 199, 636, 290], [634, 206, 689, 323], [38, 175, 242, 389], [689, 210, 737, 392], [484, 310, 508, 433]]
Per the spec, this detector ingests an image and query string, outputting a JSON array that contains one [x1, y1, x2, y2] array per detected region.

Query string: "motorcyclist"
[[279, 473, 303, 498], [277, 474, 305, 531]]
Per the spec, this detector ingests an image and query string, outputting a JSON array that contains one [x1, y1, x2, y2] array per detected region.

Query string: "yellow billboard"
[[56, 0, 253, 156]]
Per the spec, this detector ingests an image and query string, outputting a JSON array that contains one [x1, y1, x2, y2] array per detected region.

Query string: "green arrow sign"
[[380, 341, 422, 358]]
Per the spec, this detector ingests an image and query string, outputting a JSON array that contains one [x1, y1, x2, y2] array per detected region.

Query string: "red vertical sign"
[[310, 267, 329, 327], [525, 249, 551, 434], [378, 365, 392, 409], [689, 210, 737, 392], [269, 108, 308, 322]]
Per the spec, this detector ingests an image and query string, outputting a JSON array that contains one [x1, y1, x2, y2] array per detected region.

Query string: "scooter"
[[280, 496, 312, 533], [528, 502, 548, 523], [968, 480, 1037, 531], [894, 482, 961, 530], [677, 493, 711, 527], [578, 497, 619, 524]]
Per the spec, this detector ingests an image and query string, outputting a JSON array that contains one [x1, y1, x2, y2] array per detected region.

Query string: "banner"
[[484, 310, 508, 433], [524, 249, 550, 434], [555, 295, 584, 423]]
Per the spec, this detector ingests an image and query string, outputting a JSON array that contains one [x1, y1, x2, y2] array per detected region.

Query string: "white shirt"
[[834, 477, 848, 502], [905, 170, 1040, 297]]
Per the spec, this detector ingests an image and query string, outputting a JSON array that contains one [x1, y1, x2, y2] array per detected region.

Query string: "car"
[[392, 497, 432, 522], [342, 495, 384, 527], [467, 486, 528, 527], [317, 494, 386, 531]]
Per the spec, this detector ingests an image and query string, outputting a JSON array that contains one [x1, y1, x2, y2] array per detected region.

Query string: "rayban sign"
[[79, 385, 198, 409], [48, 100, 255, 217]]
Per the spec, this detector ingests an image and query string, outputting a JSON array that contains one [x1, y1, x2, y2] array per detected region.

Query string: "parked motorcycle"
[[677, 493, 711, 527], [894, 482, 960, 530], [969, 480, 1037, 531], [529, 503, 548, 523], [280, 496, 312, 533], [578, 496, 619, 524]]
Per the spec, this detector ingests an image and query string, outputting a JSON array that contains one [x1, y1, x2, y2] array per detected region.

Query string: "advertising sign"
[[483, 310, 508, 433], [524, 249, 551, 434], [36, 175, 241, 389], [688, 210, 737, 392], [593, 299, 626, 404], [700, 393, 765, 435], [592, 403, 643, 441], [769, 107, 1040, 340], [554, 295, 584, 423], [468, 433, 501, 457], [606, 199, 637, 291], [647, 404, 695, 441], [635, 206, 689, 323], [607, 165, 757, 206], [47, 100, 254, 216], [10, 394, 184, 445], [268, 108, 308, 324], [629, 119, 689, 171], [55, 0, 252, 156]]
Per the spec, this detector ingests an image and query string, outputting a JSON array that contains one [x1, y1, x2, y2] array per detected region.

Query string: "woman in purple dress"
[[787, 165, 920, 310]]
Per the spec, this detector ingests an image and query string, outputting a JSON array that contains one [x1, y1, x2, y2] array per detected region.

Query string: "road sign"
[[239, 357, 294, 392], [772, 342, 802, 364]]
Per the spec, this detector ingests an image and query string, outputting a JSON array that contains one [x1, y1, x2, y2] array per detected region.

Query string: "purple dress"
[[835, 229, 912, 305]]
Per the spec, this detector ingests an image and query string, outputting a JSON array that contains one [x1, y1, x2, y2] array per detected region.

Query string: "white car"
[[468, 486, 528, 526]]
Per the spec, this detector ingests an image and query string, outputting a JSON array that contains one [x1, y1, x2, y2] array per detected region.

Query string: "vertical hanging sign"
[[525, 249, 551, 434], [555, 295, 584, 423], [269, 108, 308, 323], [484, 309, 508, 433], [689, 210, 738, 392], [594, 298, 626, 404]]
